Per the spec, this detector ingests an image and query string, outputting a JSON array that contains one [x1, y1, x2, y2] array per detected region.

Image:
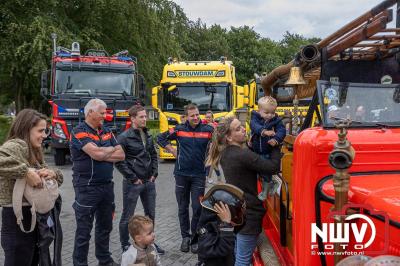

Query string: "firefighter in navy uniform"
[[70, 98, 125, 266], [157, 103, 214, 253]]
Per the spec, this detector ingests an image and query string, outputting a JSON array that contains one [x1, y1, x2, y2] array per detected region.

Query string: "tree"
[[0, 0, 321, 110], [181, 21, 229, 61]]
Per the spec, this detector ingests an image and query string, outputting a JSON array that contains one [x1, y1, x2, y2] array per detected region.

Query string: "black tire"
[[54, 149, 66, 166]]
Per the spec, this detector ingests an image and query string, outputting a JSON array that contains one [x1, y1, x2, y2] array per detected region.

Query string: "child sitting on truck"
[[250, 96, 285, 200]]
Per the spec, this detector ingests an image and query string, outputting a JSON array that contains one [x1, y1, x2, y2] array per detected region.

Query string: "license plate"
[[116, 111, 128, 117]]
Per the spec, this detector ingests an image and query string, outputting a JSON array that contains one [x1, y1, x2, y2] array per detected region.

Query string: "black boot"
[[180, 237, 191, 252], [191, 242, 198, 254]]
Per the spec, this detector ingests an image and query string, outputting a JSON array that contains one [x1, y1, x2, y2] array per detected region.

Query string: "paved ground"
[[0, 156, 199, 266]]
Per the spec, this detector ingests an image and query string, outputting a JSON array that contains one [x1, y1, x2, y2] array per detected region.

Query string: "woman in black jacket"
[[206, 116, 281, 266]]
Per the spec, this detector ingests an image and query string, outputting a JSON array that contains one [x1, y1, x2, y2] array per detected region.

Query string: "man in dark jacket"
[[157, 103, 214, 253], [115, 104, 164, 255]]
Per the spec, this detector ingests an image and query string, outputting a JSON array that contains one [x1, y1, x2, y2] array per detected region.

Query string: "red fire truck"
[[40, 34, 144, 165], [254, 0, 400, 265]]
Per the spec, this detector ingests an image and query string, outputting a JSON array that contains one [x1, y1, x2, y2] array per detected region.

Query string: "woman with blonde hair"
[[206, 116, 281, 266], [0, 109, 63, 266]]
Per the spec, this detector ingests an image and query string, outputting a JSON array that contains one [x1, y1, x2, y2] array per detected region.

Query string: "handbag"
[[12, 176, 59, 233], [207, 164, 225, 184]]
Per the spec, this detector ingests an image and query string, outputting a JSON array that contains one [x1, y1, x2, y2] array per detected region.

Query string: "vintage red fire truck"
[[254, 0, 400, 265], [40, 34, 144, 165]]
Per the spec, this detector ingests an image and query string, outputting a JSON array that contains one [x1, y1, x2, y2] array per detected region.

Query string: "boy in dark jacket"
[[250, 96, 286, 200], [195, 184, 246, 266]]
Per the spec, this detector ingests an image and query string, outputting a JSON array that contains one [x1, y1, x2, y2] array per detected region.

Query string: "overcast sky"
[[171, 0, 395, 41]]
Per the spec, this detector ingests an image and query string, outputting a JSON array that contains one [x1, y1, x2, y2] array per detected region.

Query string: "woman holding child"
[[206, 115, 281, 266]]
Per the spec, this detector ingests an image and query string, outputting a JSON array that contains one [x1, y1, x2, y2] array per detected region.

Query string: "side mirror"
[[151, 86, 159, 109], [40, 70, 50, 99], [138, 74, 146, 99], [243, 84, 249, 105], [167, 85, 177, 92], [248, 80, 256, 108], [393, 87, 400, 103], [236, 85, 245, 108], [243, 84, 249, 97]]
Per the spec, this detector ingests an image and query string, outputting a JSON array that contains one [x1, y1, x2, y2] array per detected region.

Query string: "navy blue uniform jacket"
[[70, 122, 119, 186], [250, 110, 286, 155], [157, 121, 213, 178]]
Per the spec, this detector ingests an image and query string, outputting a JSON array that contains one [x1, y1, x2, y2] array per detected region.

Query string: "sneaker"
[[180, 237, 191, 252], [191, 242, 199, 254], [154, 243, 165, 255]]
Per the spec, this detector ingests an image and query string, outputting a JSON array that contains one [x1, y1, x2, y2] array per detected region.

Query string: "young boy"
[[121, 215, 162, 266], [250, 96, 286, 200], [195, 184, 246, 266]]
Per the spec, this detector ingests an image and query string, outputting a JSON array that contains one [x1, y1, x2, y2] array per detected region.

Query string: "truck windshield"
[[318, 81, 400, 127], [54, 70, 134, 96], [161, 83, 231, 112]]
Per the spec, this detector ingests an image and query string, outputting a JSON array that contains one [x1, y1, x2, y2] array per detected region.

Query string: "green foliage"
[[0, 0, 320, 111], [0, 116, 12, 145], [146, 120, 160, 142], [182, 21, 230, 61], [146, 120, 159, 129]]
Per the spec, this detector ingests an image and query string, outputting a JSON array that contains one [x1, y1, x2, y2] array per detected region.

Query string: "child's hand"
[[267, 139, 278, 146], [262, 130, 275, 137], [214, 201, 231, 223]]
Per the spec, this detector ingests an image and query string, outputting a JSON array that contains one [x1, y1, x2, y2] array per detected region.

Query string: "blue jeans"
[[175, 175, 205, 238], [235, 233, 258, 266], [72, 183, 115, 266], [119, 179, 156, 249], [260, 153, 272, 182]]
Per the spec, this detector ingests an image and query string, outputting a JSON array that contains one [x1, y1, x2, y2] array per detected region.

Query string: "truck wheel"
[[54, 149, 66, 166]]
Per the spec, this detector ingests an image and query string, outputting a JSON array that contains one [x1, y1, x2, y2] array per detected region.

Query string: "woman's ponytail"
[[206, 116, 235, 169]]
